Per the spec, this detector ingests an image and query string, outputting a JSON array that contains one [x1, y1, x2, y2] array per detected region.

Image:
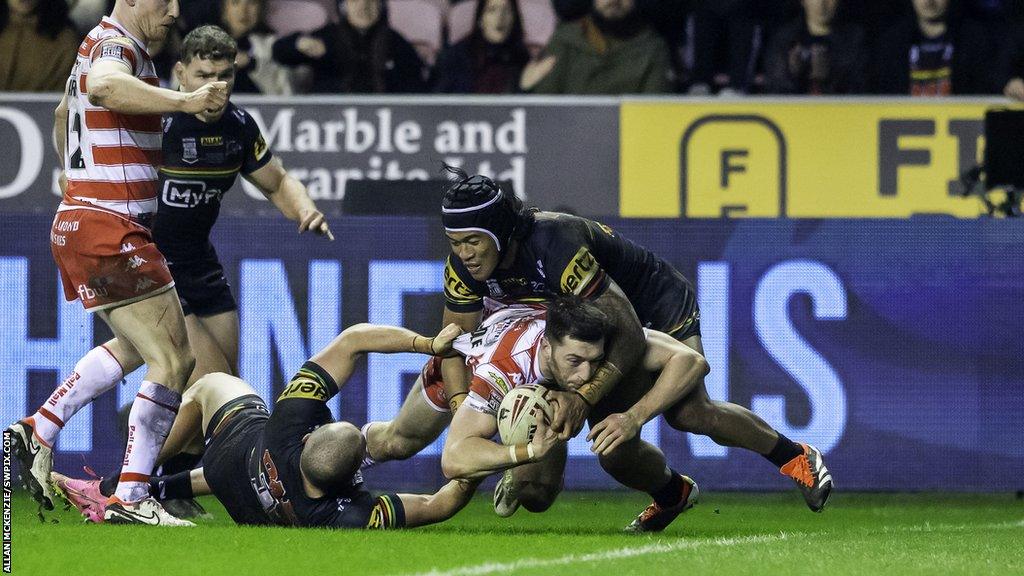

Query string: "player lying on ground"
[[10, 23, 332, 524], [54, 322, 476, 529], [440, 296, 826, 532], [363, 168, 833, 515]]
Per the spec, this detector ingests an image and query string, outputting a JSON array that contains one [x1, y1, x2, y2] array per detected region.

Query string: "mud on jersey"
[[444, 212, 700, 337]]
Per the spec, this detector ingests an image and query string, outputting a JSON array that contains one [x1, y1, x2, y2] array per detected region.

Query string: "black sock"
[[149, 471, 194, 501], [764, 433, 804, 468], [99, 467, 120, 497], [156, 451, 203, 477], [650, 469, 684, 508]]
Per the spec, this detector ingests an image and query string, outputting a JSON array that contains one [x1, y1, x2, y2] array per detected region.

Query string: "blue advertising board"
[[1, 215, 1021, 492]]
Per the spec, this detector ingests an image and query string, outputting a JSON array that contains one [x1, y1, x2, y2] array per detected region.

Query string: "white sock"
[[114, 381, 181, 503], [360, 422, 378, 467], [29, 345, 124, 447]]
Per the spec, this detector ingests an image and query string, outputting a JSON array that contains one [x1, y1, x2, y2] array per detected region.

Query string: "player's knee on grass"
[[516, 481, 561, 512]]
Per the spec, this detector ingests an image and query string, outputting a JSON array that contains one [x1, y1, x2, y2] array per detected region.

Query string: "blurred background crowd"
[[2, 0, 1023, 97]]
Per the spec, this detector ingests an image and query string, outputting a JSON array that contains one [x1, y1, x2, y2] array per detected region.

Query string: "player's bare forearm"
[[53, 93, 68, 162], [87, 64, 187, 114], [247, 159, 333, 239], [399, 478, 479, 528], [627, 333, 710, 424], [310, 323, 461, 391], [440, 307, 481, 411], [442, 435, 522, 480], [596, 282, 645, 375]]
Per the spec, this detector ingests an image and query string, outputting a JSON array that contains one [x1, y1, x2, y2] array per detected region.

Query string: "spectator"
[[272, 0, 427, 93], [432, 0, 530, 93], [221, 0, 293, 94], [685, 0, 762, 94], [0, 0, 79, 91], [870, 0, 1004, 95], [763, 0, 867, 94], [1003, 27, 1024, 100], [523, 0, 672, 94]]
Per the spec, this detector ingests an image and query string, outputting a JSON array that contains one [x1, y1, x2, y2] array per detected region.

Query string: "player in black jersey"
[[365, 168, 832, 529], [54, 322, 477, 529], [94, 25, 332, 387]]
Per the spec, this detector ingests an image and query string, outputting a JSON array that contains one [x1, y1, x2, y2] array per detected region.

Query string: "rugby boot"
[[780, 443, 833, 512], [7, 419, 54, 510], [51, 471, 105, 523], [160, 497, 211, 520], [103, 496, 195, 527], [493, 469, 521, 517], [624, 475, 699, 533]]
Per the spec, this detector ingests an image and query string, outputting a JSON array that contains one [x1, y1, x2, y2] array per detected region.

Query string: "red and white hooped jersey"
[[456, 306, 549, 417], [62, 16, 161, 217]]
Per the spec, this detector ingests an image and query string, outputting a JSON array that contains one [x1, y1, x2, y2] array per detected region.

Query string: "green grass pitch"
[[10, 490, 1023, 575]]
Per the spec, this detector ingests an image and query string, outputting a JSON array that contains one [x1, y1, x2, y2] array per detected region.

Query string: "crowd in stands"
[[2, 0, 1024, 97]]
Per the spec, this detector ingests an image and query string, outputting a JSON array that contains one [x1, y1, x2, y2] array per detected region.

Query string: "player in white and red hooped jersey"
[[7, 0, 230, 528], [454, 305, 548, 418], [63, 16, 163, 217]]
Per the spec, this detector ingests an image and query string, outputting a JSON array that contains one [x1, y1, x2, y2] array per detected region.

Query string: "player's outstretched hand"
[[429, 323, 463, 357], [546, 389, 590, 441], [182, 81, 228, 115], [587, 412, 640, 456], [298, 209, 334, 240], [529, 412, 560, 461]]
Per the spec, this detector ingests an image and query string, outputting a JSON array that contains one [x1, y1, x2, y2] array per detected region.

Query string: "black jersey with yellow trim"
[[153, 102, 272, 261], [246, 362, 406, 529], [444, 212, 696, 334]]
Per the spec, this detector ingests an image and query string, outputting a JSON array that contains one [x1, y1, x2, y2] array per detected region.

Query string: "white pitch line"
[[396, 519, 1024, 576], [398, 533, 791, 576]]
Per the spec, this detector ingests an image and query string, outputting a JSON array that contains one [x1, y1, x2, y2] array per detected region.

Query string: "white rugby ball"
[[497, 385, 553, 445]]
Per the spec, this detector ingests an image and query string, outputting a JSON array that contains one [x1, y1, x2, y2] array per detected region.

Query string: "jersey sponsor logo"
[[253, 133, 268, 161], [278, 376, 330, 401], [560, 246, 600, 295], [162, 179, 223, 208], [200, 135, 223, 146], [100, 43, 124, 60], [444, 260, 479, 303], [487, 370, 510, 394]]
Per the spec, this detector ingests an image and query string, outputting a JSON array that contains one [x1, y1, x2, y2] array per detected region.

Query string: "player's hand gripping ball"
[[497, 385, 553, 445]]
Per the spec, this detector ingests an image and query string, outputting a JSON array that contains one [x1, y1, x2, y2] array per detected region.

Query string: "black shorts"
[[202, 395, 271, 525], [645, 270, 701, 342], [166, 247, 236, 317]]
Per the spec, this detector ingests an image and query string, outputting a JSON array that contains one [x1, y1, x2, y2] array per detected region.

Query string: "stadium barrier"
[[0, 95, 1011, 218]]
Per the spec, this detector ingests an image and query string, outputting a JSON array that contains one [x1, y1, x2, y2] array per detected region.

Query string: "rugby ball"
[[497, 385, 553, 445]]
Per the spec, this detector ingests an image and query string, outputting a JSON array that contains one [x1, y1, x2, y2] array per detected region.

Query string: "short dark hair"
[[545, 295, 615, 345], [300, 423, 364, 495], [180, 25, 237, 64]]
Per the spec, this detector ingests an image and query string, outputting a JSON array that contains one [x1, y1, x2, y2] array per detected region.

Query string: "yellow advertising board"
[[620, 100, 1005, 218]]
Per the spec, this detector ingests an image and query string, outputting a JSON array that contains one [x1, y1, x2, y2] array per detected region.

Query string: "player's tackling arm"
[[309, 323, 461, 390], [588, 331, 710, 455], [549, 279, 646, 439], [439, 306, 481, 412], [245, 158, 333, 240], [441, 404, 558, 480], [396, 478, 479, 528], [87, 59, 226, 115], [53, 91, 68, 163]]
